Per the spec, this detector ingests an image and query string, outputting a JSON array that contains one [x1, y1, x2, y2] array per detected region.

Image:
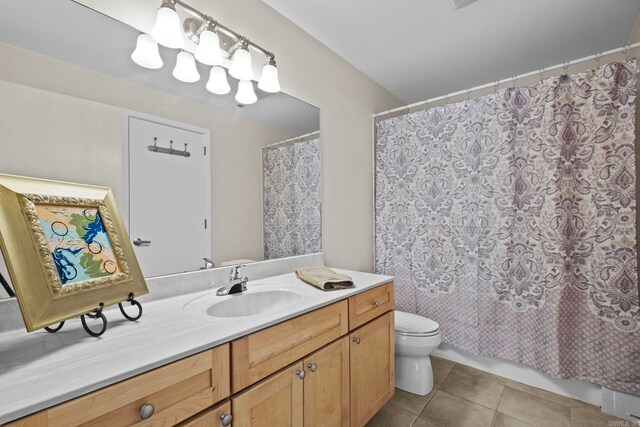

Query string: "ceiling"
[[0, 0, 319, 136], [262, 0, 640, 103]]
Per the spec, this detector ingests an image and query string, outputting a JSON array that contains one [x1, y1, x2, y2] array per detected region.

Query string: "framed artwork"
[[0, 174, 147, 331]]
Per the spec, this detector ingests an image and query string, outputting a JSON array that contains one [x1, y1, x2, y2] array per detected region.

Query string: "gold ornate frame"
[[0, 174, 148, 331]]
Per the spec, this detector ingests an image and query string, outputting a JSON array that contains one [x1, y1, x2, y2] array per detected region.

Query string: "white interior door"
[[128, 115, 210, 277]]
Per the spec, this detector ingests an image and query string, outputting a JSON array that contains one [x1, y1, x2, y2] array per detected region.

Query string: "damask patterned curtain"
[[263, 136, 321, 259], [375, 61, 639, 393]]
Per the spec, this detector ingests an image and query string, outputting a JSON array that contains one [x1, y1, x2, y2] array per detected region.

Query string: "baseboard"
[[432, 343, 602, 406]]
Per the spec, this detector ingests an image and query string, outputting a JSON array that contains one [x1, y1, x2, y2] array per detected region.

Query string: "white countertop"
[[0, 268, 393, 424]]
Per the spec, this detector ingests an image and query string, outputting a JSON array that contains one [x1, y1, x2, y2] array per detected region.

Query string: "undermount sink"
[[205, 290, 304, 318]]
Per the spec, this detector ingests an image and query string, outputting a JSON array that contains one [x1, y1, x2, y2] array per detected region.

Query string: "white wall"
[[0, 43, 295, 266]]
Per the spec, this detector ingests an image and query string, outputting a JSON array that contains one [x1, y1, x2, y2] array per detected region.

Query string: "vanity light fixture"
[[258, 56, 280, 93], [133, 0, 280, 104], [206, 66, 231, 95], [194, 19, 222, 66], [235, 80, 257, 105], [131, 34, 163, 69], [229, 40, 254, 81], [150, 0, 184, 49], [172, 51, 200, 82]]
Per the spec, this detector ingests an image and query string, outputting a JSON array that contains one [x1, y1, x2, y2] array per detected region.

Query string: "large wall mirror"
[[0, 0, 321, 297]]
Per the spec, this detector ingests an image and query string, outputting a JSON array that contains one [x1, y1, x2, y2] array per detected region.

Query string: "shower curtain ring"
[[562, 61, 570, 74], [594, 53, 602, 68], [512, 76, 517, 89], [538, 69, 544, 84], [493, 81, 500, 94], [466, 89, 471, 100], [622, 45, 631, 61]]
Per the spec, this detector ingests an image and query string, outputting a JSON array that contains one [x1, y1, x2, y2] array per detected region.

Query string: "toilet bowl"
[[394, 310, 442, 396]]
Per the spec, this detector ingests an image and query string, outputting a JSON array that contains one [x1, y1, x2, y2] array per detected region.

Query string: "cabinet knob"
[[353, 337, 361, 345], [372, 299, 380, 307], [139, 403, 155, 420], [296, 369, 306, 379], [220, 413, 233, 426], [308, 363, 318, 372]]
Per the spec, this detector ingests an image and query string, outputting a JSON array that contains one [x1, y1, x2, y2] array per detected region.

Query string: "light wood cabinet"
[[349, 311, 395, 427], [232, 363, 304, 427], [303, 337, 350, 427], [6, 282, 395, 427], [231, 300, 348, 392], [6, 345, 230, 427]]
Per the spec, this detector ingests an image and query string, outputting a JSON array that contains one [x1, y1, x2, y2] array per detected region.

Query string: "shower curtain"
[[263, 136, 321, 259], [375, 60, 640, 393]]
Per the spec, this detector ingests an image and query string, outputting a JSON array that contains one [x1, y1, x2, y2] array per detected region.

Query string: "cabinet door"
[[232, 362, 304, 427], [303, 337, 350, 427], [349, 312, 395, 427]]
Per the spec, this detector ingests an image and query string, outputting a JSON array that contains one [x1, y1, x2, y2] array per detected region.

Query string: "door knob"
[[296, 369, 306, 379], [133, 238, 151, 246], [139, 403, 155, 420], [220, 413, 232, 426], [372, 299, 380, 307], [353, 337, 361, 345], [308, 363, 317, 372]]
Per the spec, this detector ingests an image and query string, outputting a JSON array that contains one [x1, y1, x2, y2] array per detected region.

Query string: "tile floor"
[[367, 356, 632, 427]]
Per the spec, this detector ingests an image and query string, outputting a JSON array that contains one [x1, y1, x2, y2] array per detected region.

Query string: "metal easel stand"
[[44, 292, 143, 338]]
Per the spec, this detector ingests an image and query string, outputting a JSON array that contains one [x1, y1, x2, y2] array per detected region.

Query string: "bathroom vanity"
[[0, 268, 394, 427]]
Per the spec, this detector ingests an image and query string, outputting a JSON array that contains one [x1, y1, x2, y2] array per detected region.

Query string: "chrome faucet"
[[216, 264, 248, 296], [200, 257, 215, 270]]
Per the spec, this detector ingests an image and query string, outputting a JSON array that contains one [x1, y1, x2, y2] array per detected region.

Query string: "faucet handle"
[[229, 264, 246, 280]]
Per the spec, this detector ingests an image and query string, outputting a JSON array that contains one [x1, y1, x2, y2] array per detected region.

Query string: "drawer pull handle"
[[139, 403, 155, 420], [308, 362, 318, 372], [372, 299, 380, 307], [296, 369, 306, 379], [353, 337, 361, 345], [220, 413, 233, 426]]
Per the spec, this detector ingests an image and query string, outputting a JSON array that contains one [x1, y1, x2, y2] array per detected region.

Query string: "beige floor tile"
[[505, 380, 571, 406], [390, 388, 435, 415], [430, 356, 455, 367], [420, 390, 496, 427], [431, 359, 455, 389], [493, 412, 536, 427], [451, 363, 508, 384], [412, 417, 443, 427], [571, 407, 627, 427], [498, 386, 572, 427], [439, 365, 505, 409], [366, 402, 418, 427]]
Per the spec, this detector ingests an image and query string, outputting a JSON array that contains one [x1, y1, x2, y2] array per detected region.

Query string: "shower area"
[[374, 59, 640, 395]]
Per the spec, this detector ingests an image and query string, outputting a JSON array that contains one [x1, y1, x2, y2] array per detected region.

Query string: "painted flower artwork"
[[35, 205, 121, 285]]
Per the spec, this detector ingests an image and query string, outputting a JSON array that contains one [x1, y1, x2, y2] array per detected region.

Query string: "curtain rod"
[[374, 42, 640, 119], [262, 130, 320, 150]]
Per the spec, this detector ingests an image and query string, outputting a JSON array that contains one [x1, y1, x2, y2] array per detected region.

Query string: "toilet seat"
[[395, 311, 440, 337]]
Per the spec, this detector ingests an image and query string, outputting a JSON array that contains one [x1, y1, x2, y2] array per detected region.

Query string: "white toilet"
[[394, 310, 442, 395]]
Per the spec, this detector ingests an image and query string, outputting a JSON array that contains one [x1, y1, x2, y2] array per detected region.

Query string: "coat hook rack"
[[148, 137, 191, 158], [43, 292, 143, 337]]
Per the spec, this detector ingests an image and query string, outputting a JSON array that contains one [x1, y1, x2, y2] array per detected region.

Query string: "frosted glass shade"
[[229, 48, 254, 80], [194, 30, 222, 66], [258, 63, 280, 93], [150, 6, 184, 49], [206, 66, 231, 95], [172, 51, 200, 83], [131, 34, 163, 69], [235, 80, 257, 105]]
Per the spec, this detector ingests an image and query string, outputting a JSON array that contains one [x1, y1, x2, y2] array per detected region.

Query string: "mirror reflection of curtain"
[[263, 135, 321, 259], [375, 60, 639, 394]]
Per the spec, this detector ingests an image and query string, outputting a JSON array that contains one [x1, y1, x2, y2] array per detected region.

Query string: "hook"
[[153, 137, 158, 147], [184, 143, 188, 155], [169, 140, 174, 153]]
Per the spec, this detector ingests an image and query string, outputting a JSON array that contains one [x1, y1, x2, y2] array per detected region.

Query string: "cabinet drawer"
[[13, 344, 230, 427], [178, 400, 231, 427], [231, 301, 348, 392], [348, 282, 393, 330]]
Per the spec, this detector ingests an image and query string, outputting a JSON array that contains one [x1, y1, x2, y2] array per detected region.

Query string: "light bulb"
[[131, 34, 163, 69], [150, 2, 184, 49], [206, 66, 231, 95], [229, 47, 254, 80], [235, 80, 257, 105], [172, 51, 200, 83], [258, 61, 280, 93], [194, 29, 222, 66]]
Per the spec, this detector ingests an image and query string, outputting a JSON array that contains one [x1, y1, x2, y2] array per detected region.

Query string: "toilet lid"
[[395, 310, 440, 336]]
